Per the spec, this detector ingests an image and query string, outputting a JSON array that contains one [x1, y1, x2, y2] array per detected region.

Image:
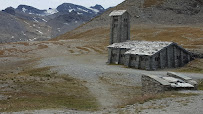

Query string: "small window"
[[141, 57, 145, 61], [177, 56, 181, 59], [114, 17, 118, 22], [113, 24, 118, 28], [124, 18, 128, 22], [155, 57, 160, 61], [121, 54, 125, 57], [112, 54, 116, 57], [130, 56, 136, 61]]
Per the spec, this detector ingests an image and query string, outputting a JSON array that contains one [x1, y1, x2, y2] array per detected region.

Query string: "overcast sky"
[[0, 0, 125, 10]]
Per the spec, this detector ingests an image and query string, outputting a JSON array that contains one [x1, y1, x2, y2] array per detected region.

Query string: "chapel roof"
[[107, 40, 173, 56], [109, 10, 127, 16]]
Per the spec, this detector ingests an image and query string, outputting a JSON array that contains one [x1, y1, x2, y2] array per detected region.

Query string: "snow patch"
[[33, 17, 39, 22], [21, 31, 26, 36], [77, 8, 89, 13], [22, 7, 27, 13], [88, 8, 99, 13], [64, 23, 69, 25], [45, 8, 58, 15], [77, 12, 83, 15], [24, 21, 29, 25], [42, 19, 47, 22], [69, 9, 74, 12], [36, 30, 43, 34], [57, 28, 61, 32]]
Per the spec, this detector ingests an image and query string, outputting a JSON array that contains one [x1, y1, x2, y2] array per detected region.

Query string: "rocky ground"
[[0, 40, 202, 114]]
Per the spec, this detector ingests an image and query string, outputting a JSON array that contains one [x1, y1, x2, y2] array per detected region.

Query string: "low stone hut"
[[107, 41, 192, 70]]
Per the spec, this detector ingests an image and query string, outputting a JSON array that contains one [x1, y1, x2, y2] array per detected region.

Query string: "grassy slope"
[[175, 59, 203, 73], [0, 67, 98, 112]]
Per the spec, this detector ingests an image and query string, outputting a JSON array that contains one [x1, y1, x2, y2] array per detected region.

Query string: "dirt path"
[[86, 80, 119, 109]]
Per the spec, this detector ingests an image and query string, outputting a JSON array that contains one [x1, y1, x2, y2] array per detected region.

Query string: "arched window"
[[155, 57, 160, 61]]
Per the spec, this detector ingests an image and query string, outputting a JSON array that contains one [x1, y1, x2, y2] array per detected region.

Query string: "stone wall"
[[142, 74, 171, 94], [150, 44, 191, 70]]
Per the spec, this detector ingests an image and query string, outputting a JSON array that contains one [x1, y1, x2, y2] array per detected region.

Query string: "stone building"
[[109, 10, 130, 44], [107, 10, 192, 70]]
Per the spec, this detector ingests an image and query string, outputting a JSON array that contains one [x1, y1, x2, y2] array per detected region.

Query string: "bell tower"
[[109, 10, 130, 44]]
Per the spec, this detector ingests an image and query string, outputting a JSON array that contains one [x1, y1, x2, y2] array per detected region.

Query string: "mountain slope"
[[0, 4, 106, 43], [47, 3, 106, 37], [0, 11, 52, 43]]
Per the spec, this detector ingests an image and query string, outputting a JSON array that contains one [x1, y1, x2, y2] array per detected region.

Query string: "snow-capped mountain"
[[16, 5, 47, 15], [90, 4, 105, 13], [15, 4, 105, 16], [56, 3, 105, 16], [45, 8, 58, 15], [0, 3, 107, 43]]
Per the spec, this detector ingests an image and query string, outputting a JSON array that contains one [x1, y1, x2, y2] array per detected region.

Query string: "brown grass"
[[6, 48, 18, 53], [131, 26, 203, 46], [85, 46, 104, 54], [76, 47, 90, 53], [69, 50, 74, 53], [0, 67, 99, 112], [53, 27, 109, 41], [0, 50, 4, 56], [198, 79, 203, 90], [175, 59, 203, 74], [13, 42, 30, 46], [37, 44, 48, 49], [143, 0, 164, 8]]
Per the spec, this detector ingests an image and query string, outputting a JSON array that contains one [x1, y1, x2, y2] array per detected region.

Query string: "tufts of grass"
[[198, 79, 203, 90], [175, 59, 203, 74], [76, 47, 90, 53], [0, 67, 99, 112], [19, 67, 52, 77], [143, 0, 164, 8], [37, 44, 48, 49], [0, 50, 4, 56]]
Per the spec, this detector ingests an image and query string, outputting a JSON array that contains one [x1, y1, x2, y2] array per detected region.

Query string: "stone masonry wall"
[[142, 75, 170, 94]]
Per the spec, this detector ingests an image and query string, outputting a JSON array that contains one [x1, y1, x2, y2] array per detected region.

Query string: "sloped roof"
[[143, 74, 195, 88], [143, 74, 171, 86], [109, 10, 127, 16], [107, 40, 173, 56]]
